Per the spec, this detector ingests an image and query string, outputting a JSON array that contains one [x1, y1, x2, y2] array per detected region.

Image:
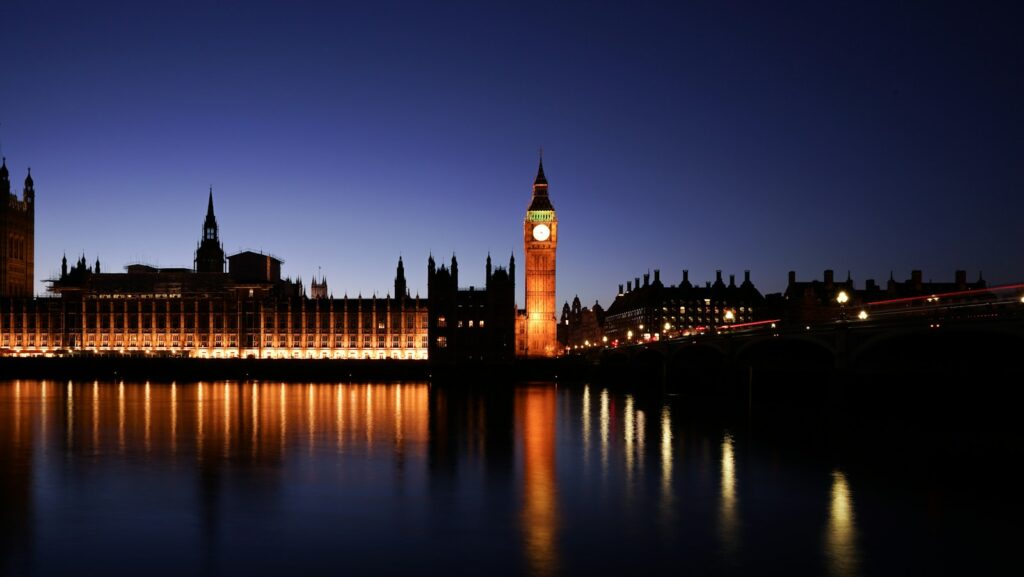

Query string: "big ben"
[[523, 158, 558, 357]]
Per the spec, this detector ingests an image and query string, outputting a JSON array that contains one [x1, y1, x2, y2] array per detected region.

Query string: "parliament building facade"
[[0, 158, 558, 361]]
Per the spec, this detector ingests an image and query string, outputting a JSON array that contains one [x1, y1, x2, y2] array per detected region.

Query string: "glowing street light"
[[627, 330, 634, 341], [837, 290, 849, 321], [858, 310, 868, 320]]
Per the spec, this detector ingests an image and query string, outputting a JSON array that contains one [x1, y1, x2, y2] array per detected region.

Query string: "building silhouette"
[[601, 269, 765, 344], [0, 157, 34, 297], [773, 268, 989, 324], [427, 253, 516, 362]]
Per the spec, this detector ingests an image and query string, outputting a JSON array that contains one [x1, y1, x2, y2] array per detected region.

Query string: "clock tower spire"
[[521, 156, 558, 357]]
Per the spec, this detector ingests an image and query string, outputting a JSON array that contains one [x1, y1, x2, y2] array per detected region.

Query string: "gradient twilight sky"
[[1, 1, 1021, 307]]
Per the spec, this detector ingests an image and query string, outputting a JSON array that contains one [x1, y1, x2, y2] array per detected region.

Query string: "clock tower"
[[523, 158, 558, 357]]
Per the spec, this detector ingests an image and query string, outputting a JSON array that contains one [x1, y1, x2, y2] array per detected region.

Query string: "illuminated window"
[[437, 316, 446, 328], [468, 320, 474, 328], [436, 336, 447, 348], [479, 320, 485, 328]]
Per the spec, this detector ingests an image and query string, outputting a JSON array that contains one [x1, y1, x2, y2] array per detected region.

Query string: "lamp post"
[[836, 290, 849, 321]]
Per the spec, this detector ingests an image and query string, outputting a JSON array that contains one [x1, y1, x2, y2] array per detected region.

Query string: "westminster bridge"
[[575, 287, 1024, 405]]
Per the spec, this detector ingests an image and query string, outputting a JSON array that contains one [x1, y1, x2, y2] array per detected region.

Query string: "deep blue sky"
[[2, 0, 1021, 306]]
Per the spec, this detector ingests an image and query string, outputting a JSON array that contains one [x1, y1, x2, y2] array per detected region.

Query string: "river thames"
[[0, 379, 1016, 576]]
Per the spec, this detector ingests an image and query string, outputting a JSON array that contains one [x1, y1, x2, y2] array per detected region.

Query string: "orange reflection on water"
[[0, 381, 429, 465], [517, 386, 559, 577]]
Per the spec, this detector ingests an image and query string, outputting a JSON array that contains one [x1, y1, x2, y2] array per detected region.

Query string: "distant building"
[[776, 268, 989, 324], [1, 193, 428, 359], [427, 253, 516, 362], [558, 295, 605, 350], [0, 157, 34, 297], [602, 269, 765, 344]]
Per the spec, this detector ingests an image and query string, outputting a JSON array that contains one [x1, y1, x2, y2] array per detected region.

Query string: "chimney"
[[729, 274, 735, 287], [744, 270, 750, 283], [955, 270, 966, 288], [911, 270, 922, 287], [824, 269, 834, 286], [643, 273, 650, 287], [683, 270, 689, 284], [653, 269, 660, 284], [618, 284, 624, 295], [716, 270, 723, 282], [788, 270, 796, 285], [635, 277, 640, 290], [627, 281, 632, 292]]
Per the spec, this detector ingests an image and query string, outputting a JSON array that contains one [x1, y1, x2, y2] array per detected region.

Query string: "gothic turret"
[[0, 158, 9, 196], [23, 168, 34, 204], [195, 188, 226, 273], [395, 256, 408, 298]]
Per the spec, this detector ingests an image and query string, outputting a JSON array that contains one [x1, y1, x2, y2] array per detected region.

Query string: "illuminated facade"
[[0, 194, 428, 359], [0, 157, 34, 297], [518, 159, 558, 357]]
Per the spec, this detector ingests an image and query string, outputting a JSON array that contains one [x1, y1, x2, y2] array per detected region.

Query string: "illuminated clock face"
[[532, 223, 551, 241]]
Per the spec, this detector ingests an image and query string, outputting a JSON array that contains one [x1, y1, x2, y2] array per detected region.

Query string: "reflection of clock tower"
[[523, 158, 558, 357]]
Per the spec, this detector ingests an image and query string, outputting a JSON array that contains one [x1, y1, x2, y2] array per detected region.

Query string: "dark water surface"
[[0, 379, 1016, 576]]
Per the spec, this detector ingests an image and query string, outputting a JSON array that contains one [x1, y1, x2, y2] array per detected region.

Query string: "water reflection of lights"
[[624, 395, 635, 474], [171, 383, 178, 455], [118, 381, 126, 453], [719, 432, 738, 554], [661, 406, 672, 497], [826, 470, 859, 577], [66, 381, 74, 448], [581, 385, 591, 464], [92, 381, 99, 448], [636, 409, 645, 472], [145, 381, 152, 454], [599, 388, 609, 475], [1, 381, 430, 464], [517, 387, 559, 577]]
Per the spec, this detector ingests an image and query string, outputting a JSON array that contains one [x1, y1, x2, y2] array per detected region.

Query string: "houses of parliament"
[[0, 154, 560, 360]]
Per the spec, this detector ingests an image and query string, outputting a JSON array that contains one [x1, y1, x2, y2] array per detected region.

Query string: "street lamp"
[[858, 309, 868, 320], [837, 290, 849, 321], [627, 330, 634, 341]]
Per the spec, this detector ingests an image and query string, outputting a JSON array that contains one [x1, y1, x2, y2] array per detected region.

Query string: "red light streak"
[[864, 283, 1024, 307]]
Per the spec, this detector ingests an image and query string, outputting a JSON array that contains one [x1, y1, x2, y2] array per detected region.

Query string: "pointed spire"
[[534, 152, 547, 186], [206, 186, 215, 218], [0, 157, 8, 196]]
